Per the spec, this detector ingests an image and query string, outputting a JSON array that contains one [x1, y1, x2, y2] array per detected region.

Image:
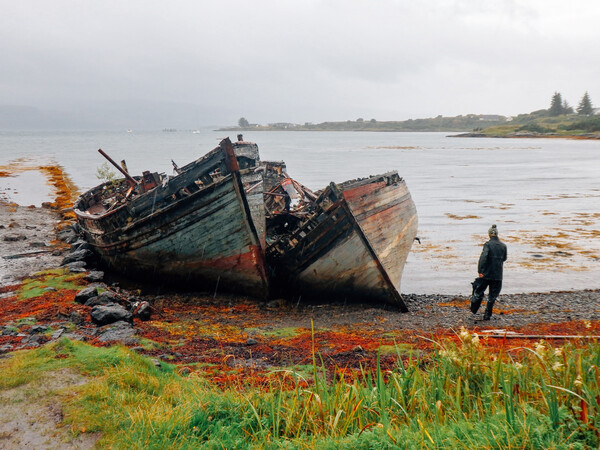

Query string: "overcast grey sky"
[[2, 0, 599, 126]]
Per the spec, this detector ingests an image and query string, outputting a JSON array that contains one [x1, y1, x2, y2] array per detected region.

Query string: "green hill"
[[457, 110, 600, 139]]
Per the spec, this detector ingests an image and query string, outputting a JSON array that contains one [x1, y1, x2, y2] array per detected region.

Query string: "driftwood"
[[482, 334, 600, 340], [2, 250, 53, 260]]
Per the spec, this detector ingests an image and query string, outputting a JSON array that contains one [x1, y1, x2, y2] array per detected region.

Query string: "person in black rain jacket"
[[471, 224, 507, 320]]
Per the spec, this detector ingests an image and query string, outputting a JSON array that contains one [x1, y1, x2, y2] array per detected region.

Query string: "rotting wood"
[[75, 138, 269, 298], [74, 138, 418, 305], [98, 149, 139, 189], [482, 334, 600, 339], [2, 250, 53, 260], [264, 172, 417, 307]]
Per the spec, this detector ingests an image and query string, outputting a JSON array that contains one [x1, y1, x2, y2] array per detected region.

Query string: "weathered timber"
[[266, 172, 417, 309], [2, 250, 53, 260], [74, 138, 268, 298], [75, 137, 418, 307]]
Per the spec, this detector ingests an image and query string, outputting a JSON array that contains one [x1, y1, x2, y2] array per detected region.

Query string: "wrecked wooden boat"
[[74, 135, 418, 306], [73, 137, 269, 298], [265, 172, 417, 310]]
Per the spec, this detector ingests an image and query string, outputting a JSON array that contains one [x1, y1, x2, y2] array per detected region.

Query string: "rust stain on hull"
[[74, 138, 418, 307], [74, 138, 269, 298], [266, 172, 417, 309]]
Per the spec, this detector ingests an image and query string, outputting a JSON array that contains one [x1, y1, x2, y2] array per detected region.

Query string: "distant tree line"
[[232, 90, 598, 134], [549, 91, 594, 116], [231, 114, 507, 132]]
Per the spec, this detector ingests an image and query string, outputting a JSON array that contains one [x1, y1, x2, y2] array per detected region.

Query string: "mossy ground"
[[2, 333, 600, 448]]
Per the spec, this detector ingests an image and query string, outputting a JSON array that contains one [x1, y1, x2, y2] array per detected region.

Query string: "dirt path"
[[0, 369, 98, 449]]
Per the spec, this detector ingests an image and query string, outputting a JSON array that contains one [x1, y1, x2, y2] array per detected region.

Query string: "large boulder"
[[65, 261, 87, 273], [84, 271, 104, 282], [97, 321, 137, 343], [131, 301, 152, 321], [61, 248, 93, 266], [74, 285, 100, 304], [70, 239, 92, 252], [57, 226, 79, 244], [85, 290, 123, 307], [90, 304, 132, 326]]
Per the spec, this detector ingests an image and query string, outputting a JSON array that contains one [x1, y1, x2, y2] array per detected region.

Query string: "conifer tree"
[[576, 91, 594, 115], [549, 92, 563, 116]]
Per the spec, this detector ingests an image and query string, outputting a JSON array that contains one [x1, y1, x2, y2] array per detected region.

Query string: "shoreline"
[[1, 163, 598, 365], [1, 197, 597, 297], [218, 127, 600, 140], [449, 131, 600, 140], [1, 197, 597, 318], [1, 161, 598, 298]]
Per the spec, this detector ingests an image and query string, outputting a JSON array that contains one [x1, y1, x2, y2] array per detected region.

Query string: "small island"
[[222, 91, 600, 139]]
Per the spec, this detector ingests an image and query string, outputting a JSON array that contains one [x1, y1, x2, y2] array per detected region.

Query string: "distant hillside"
[[220, 114, 508, 132], [454, 109, 600, 139]]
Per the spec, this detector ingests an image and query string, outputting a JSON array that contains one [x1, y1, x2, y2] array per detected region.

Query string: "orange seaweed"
[[1, 286, 597, 387], [0, 161, 79, 225]]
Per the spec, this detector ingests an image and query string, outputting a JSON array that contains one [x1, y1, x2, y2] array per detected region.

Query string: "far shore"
[[449, 131, 600, 140], [219, 127, 600, 140]]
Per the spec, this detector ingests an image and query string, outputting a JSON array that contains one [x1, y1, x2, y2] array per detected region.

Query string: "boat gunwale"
[[81, 176, 244, 252], [331, 183, 409, 310], [73, 140, 257, 221], [266, 172, 413, 308]]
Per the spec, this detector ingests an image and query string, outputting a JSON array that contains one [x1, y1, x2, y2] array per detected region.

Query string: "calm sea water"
[[1, 129, 599, 295]]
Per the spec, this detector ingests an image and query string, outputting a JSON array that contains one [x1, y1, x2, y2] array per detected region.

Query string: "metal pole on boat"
[[97, 149, 140, 189]]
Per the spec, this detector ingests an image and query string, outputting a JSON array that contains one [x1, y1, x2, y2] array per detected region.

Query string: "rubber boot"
[[483, 297, 496, 320]]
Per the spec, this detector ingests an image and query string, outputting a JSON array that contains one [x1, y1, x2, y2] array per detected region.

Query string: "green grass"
[[18, 268, 86, 299], [136, 337, 165, 351], [1, 330, 600, 448], [481, 113, 600, 137], [257, 327, 302, 339]]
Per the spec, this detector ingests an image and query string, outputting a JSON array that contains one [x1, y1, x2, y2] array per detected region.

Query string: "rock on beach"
[[90, 304, 133, 326]]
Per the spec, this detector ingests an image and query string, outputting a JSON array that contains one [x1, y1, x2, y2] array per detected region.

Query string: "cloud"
[[1, 0, 600, 127]]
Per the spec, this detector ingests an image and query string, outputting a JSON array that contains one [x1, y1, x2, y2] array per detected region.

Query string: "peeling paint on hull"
[[98, 176, 267, 296], [74, 138, 269, 298], [267, 172, 417, 309]]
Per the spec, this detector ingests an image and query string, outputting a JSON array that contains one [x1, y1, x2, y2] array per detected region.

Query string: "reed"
[[1, 329, 599, 448]]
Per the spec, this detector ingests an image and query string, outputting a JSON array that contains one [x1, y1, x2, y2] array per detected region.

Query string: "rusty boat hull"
[[74, 138, 268, 298], [266, 172, 417, 309]]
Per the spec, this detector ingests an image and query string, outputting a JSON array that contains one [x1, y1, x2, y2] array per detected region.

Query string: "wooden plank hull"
[[267, 172, 417, 308], [341, 174, 418, 294], [74, 138, 268, 298]]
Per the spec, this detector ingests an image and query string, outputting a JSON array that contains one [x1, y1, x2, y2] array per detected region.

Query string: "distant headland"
[[218, 114, 508, 133], [219, 112, 600, 140], [221, 92, 600, 139]]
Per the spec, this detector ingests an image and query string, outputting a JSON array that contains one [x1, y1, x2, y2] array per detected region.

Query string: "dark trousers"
[[471, 279, 502, 319]]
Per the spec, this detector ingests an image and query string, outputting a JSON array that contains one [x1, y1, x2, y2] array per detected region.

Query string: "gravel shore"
[[1, 201, 598, 336]]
